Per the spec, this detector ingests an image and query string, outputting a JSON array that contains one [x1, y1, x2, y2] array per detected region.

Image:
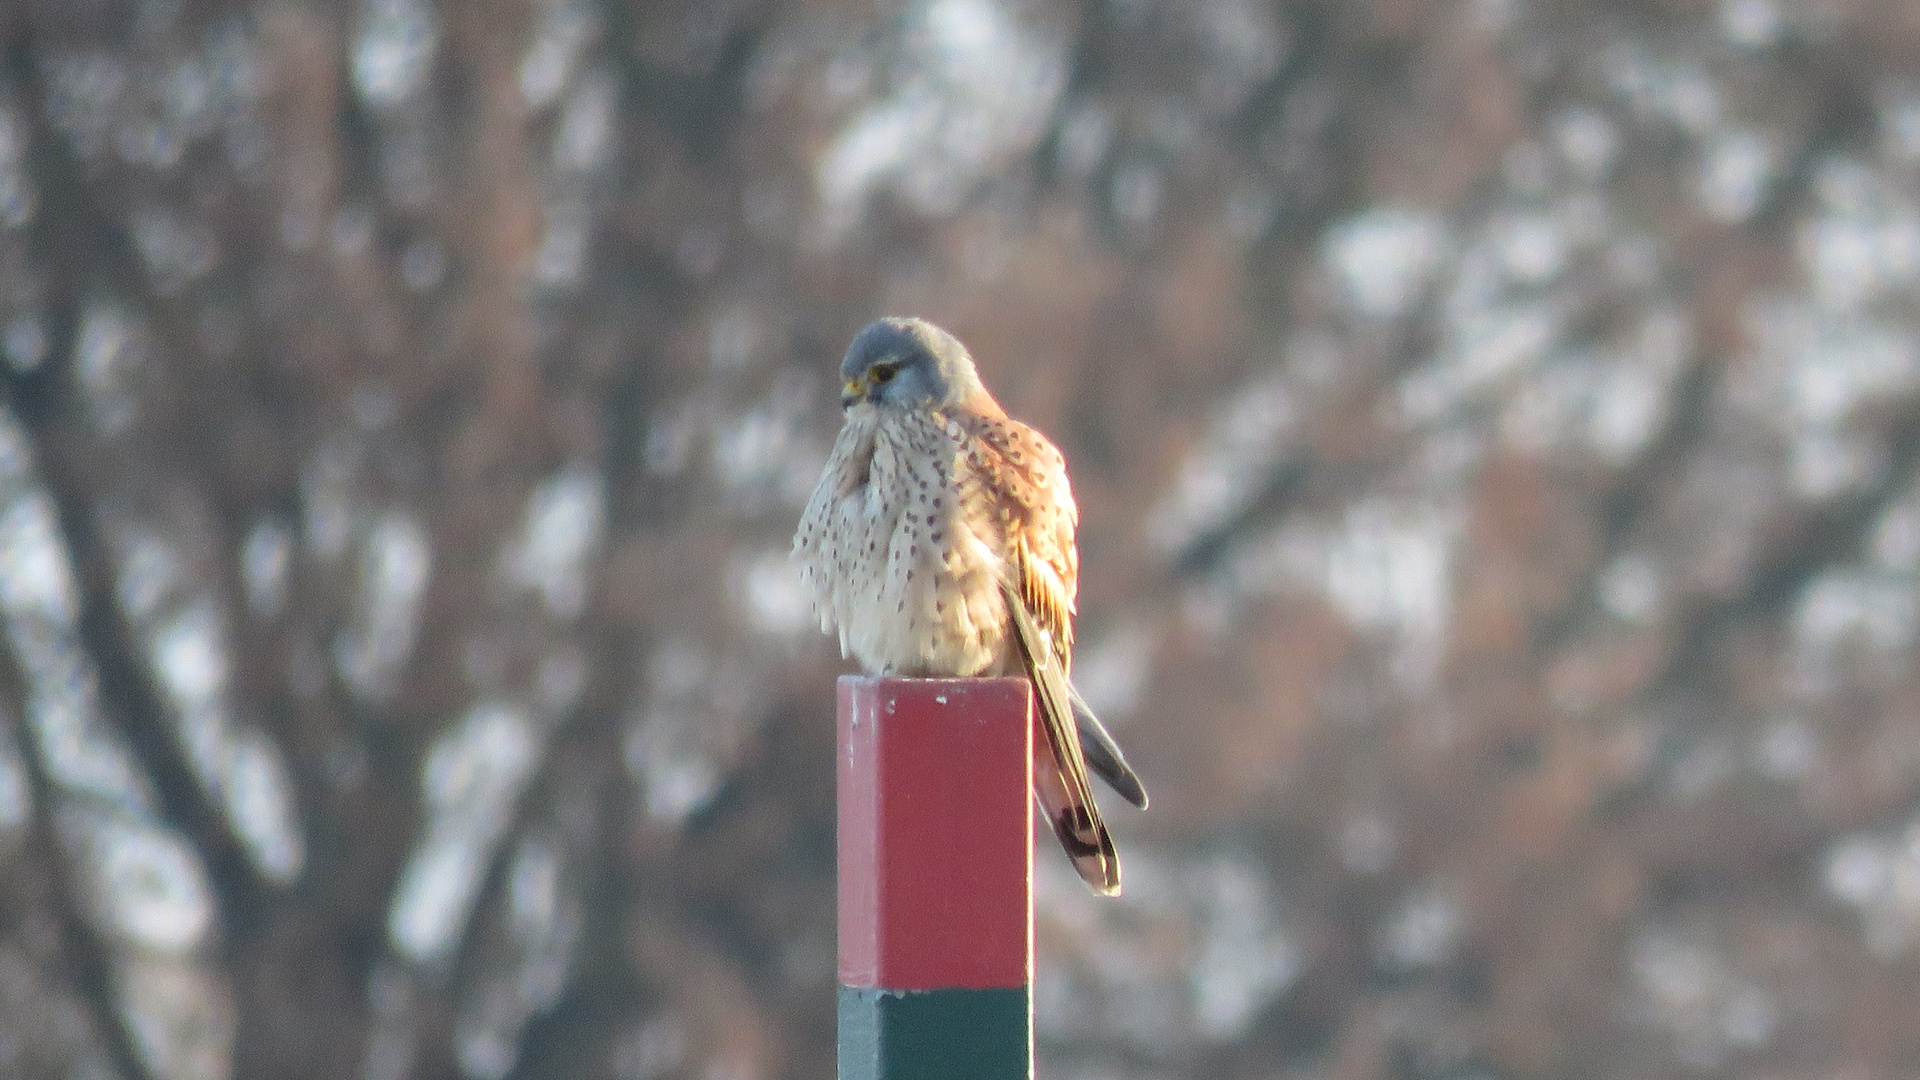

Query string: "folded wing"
[[1006, 551, 1120, 895]]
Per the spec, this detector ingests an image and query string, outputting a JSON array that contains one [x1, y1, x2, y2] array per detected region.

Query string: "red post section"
[[837, 675, 1033, 1079]]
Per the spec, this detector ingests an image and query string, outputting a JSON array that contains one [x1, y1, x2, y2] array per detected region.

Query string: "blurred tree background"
[[1, 0, 1919, 1078]]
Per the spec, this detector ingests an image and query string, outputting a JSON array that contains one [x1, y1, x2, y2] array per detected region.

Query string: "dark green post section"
[[837, 986, 1032, 1080]]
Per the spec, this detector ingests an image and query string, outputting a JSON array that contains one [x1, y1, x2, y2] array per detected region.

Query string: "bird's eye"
[[871, 364, 897, 384]]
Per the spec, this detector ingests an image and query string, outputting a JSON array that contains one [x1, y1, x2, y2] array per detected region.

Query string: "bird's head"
[[839, 317, 986, 412]]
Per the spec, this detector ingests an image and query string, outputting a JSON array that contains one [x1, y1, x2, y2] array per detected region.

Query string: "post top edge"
[[834, 673, 1031, 692]]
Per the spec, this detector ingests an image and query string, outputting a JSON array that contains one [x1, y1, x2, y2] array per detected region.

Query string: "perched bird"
[[793, 316, 1147, 895]]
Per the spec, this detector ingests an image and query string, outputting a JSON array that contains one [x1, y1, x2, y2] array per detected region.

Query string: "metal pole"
[[836, 675, 1034, 1080]]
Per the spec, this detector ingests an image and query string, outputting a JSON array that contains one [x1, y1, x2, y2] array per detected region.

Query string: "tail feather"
[[1005, 582, 1120, 896], [1069, 684, 1149, 810]]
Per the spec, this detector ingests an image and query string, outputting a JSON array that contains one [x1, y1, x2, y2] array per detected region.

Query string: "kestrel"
[[793, 317, 1147, 895]]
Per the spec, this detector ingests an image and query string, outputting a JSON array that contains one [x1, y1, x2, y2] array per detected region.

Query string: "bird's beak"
[[841, 376, 866, 409]]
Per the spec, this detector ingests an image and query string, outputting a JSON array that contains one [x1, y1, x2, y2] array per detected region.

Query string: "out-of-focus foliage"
[[0, 0, 1918, 1078]]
